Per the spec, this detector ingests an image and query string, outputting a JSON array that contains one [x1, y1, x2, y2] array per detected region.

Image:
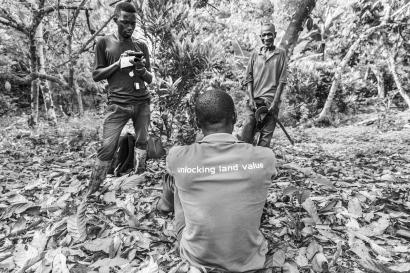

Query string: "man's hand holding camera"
[[119, 50, 147, 76]]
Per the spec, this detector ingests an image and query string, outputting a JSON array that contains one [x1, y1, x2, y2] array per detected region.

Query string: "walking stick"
[[276, 119, 294, 145]]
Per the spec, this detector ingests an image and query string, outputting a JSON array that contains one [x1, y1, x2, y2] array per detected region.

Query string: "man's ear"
[[233, 112, 237, 125]]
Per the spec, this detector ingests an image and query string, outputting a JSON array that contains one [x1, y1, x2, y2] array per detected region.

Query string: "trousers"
[[97, 101, 150, 162], [239, 98, 280, 148]]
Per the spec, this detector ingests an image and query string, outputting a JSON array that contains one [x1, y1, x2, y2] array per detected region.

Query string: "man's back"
[[167, 133, 277, 272]]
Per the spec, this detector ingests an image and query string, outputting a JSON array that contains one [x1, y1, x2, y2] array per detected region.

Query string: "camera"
[[120, 51, 144, 68]]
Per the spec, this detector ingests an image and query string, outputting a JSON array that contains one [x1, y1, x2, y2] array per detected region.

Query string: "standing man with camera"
[[240, 23, 288, 148], [88, 2, 153, 195]]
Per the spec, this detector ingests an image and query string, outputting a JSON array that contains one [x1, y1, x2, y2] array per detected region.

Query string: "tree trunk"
[[28, 34, 39, 127], [317, 1, 392, 123], [279, 0, 317, 55], [371, 66, 385, 98], [388, 54, 410, 108], [74, 81, 84, 115], [36, 22, 58, 125], [317, 21, 389, 123], [67, 1, 87, 116], [68, 35, 83, 116], [29, 79, 40, 127]]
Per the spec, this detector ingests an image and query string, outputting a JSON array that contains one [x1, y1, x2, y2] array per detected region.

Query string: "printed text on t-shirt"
[[176, 162, 264, 175]]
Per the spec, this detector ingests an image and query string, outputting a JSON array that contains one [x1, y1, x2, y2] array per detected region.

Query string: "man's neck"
[[202, 130, 232, 137], [202, 125, 233, 137], [264, 45, 275, 52]]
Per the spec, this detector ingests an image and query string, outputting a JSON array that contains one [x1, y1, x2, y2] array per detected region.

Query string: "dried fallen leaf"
[[34, 248, 56, 273], [396, 229, 410, 240], [67, 200, 87, 243], [52, 250, 70, 273], [295, 248, 308, 267], [10, 217, 26, 235], [1, 202, 34, 219], [13, 244, 39, 270], [309, 174, 335, 189], [83, 237, 112, 254], [136, 256, 159, 273], [119, 174, 146, 191], [359, 215, 390, 236], [312, 253, 328, 273], [380, 173, 396, 182], [306, 240, 322, 260], [283, 186, 298, 196], [302, 198, 321, 224], [389, 263, 410, 272], [351, 231, 391, 258], [91, 257, 129, 269], [109, 234, 122, 258], [103, 191, 116, 204], [31, 231, 48, 252], [283, 261, 300, 273], [348, 197, 362, 218], [271, 249, 286, 267], [349, 238, 370, 261]]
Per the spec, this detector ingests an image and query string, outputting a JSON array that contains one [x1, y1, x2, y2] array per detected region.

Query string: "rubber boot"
[[134, 147, 147, 173], [88, 159, 111, 195], [156, 173, 175, 214]]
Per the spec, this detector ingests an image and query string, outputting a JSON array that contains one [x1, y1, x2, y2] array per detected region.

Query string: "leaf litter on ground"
[[0, 113, 410, 272]]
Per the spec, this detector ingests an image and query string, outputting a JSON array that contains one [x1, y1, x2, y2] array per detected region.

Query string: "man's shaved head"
[[260, 23, 276, 34], [260, 23, 276, 48], [195, 89, 236, 129]]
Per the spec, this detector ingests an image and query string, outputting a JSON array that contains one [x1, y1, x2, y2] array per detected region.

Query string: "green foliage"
[[134, 0, 231, 144], [282, 63, 333, 124]]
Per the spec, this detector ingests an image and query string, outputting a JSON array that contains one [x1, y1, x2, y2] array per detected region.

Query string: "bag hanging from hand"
[[108, 133, 136, 176], [147, 135, 166, 159]]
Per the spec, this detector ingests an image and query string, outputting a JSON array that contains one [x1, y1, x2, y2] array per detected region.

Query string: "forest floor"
[[0, 110, 410, 273]]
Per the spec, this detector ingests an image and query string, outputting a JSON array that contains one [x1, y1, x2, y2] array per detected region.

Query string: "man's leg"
[[131, 100, 150, 172], [258, 106, 280, 148], [239, 104, 256, 143], [88, 105, 130, 194]]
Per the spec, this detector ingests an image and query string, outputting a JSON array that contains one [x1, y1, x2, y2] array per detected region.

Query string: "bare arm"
[[269, 51, 288, 114], [245, 53, 256, 110], [135, 41, 153, 84], [92, 37, 121, 82], [92, 61, 120, 82], [269, 82, 285, 115]]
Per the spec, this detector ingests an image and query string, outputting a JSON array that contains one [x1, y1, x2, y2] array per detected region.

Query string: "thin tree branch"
[[85, 9, 95, 34], [69, 0, 88, 34], [0, 72, 70, 89], [0, 8, 29, 34], [391, 2, 410, 18], [0, 17, 29, 35], [31, 72, 70, 88], [56, 14, 115, 68], [41, 5, 92, 15]]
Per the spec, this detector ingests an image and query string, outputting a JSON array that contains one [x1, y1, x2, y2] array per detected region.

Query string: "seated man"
[[157, 89, 278, 272]]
